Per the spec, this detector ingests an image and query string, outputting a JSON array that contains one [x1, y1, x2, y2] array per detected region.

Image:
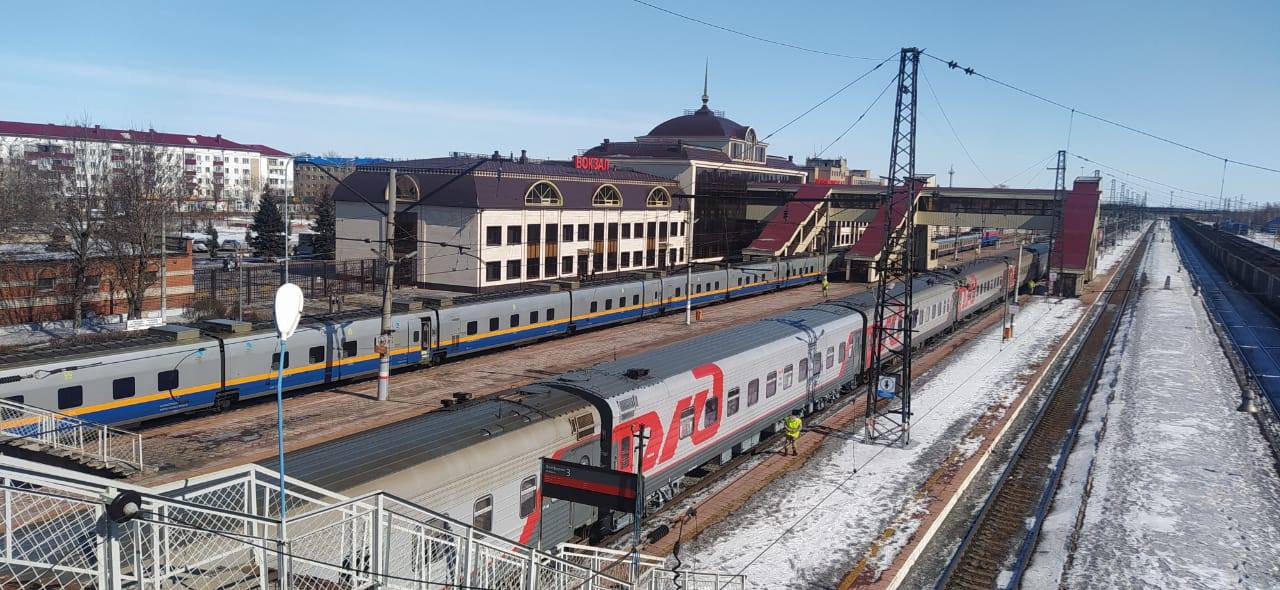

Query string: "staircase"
[[743, 184, 833, 257], [0, 398, 144, 476]]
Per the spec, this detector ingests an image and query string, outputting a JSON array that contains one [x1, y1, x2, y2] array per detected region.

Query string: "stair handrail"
[[0, 397, 143, 473]]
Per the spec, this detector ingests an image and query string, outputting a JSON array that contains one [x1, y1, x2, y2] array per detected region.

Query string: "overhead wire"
[[921, 70, 994, 187], [817, 70, 898, 157], [761, 54, 897, 142], [628, 0, 881, 61], [922, 52, 1280, 176]]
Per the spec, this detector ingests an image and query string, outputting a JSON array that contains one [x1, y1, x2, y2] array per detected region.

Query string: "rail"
[[936, 224, 1152, 589], [0, 455, 738, 589], [0, 397, 144, 474]]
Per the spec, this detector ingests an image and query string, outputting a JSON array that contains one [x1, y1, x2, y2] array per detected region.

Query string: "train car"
[[277, 255, 1039, 549], [0, 252, 833, 427]]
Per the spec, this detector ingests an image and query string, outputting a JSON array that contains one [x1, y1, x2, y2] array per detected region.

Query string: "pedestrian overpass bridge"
[[739, 177, 1103, 296]]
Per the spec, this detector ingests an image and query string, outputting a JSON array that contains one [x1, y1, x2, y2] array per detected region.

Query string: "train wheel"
[[214, 390, 239, 413]]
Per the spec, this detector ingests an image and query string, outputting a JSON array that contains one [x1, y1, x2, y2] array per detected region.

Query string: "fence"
[[0, 456, 741, 589], [190, 257, 414, 317], [0, 398, 143, 474]]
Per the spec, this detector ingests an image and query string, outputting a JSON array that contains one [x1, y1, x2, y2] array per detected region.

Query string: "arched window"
[[744, 128, 757, 143], [592, 184, 622, 207], [524, 181, 562, 206], [646, 187, 671, 207]]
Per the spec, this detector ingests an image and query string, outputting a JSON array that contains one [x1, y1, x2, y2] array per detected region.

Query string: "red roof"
[[846, 187, 914, 260], [1055, 179, 1102, 272], [244, 144, 291, 157], [0, 120, 288, 156], [746, 185, 831, 254]]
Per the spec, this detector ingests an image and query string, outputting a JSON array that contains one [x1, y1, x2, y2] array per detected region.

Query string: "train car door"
[[450, 317, 461, 349], [420, 316, 434, 351]]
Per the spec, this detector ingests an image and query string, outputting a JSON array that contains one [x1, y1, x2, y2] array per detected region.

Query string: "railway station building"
[[333, 153, 686, 293]]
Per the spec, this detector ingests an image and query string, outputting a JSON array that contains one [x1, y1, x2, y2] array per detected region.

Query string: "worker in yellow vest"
[[821, 276, 830, 299], [784, 411, 803, 456]]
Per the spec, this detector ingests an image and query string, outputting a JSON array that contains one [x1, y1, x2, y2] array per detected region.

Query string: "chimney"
[[491, 150, 501, 160], [216, 134, 222, 143], [603, 138, 610, 147], [93, 125, 100, 133], [788, 155, 793, 163], [519, 149, 528, 164]]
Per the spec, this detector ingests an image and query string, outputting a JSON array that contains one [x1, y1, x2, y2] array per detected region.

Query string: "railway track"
[[936, 228, 1153, 590]]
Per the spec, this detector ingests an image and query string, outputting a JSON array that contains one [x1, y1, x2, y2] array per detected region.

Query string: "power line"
[[921, 70, 994, 186], [818, 71, 898, 157], [629, 0, 881, 61], [1068, 152, 1217, 199], [997, 152, 1058, 187], [923, 52, 1280, 176], [761, 54, 896, 142]]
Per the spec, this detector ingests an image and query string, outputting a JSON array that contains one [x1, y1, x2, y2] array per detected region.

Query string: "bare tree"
[[41, 121, 112, 327], [99, 144, 180, 319]]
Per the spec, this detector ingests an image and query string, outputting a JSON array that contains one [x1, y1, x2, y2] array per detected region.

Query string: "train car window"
[[309, 346, 325, 364], [412, 330, 420, 343], [489, 318, 499, 332], [547, 308, 556, 321], [618, 297, 625, 308], [678, 407, 695, 439], [839, 342, 847, 363], [726, 387, 740, 416], [675, 287, 681, 297], [618, 435, 632, 470], [466, 321, 478, 336], [57, 386, 83, 409], [766, 372, 778, 397], [703, 396, 719, 428], [633, 295, 640, 306], [737, 277, 743, 286], [715, 281, 720, 290], [783, 365, 794, 389], [812, 353, 822, 375], [343, 341, 358, 358], [530, 311, 539, 324], [157, 369, 179, 391], [510, 314, 519, 328], [590, 301, 599, 313], [695, 284, 702, 294], [5, 395, 23, 404], [570, 413, 595, 439], [798, 359, 809, 380], [605, 299, 613, 311], [112, 377, 135, 400], [748, 380, 760, 406], [826, 347, 835, 369], [270, 352, 290, 370], [473, 496, 493, 532], [519, 477, 538, 518]]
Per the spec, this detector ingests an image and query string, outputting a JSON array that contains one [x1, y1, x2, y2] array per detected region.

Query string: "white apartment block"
[[0, 121, 292, 212]]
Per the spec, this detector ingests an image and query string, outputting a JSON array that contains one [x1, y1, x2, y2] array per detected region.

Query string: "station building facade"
[[580, 93, 808, 260], [333, 154, 686, 293]]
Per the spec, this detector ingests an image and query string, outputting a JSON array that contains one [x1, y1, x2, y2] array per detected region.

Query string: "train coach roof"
[[274, 388, 586, 492], [533, 258, 1012, 402], [0, 331, 206, 368]]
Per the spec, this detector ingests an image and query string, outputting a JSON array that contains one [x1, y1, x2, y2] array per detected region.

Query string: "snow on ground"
[[1030, 221, 1280, 589], [1245, 231, 1280, 251], [681, 298, 1085, 588], [1096, 224, 1151, 276]]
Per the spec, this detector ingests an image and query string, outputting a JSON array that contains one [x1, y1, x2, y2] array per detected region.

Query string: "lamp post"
[[272, 283, 303, 588]]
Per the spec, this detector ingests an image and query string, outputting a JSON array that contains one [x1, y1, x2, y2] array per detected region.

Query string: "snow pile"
[[1096, 222, 1152, 276], [1031, 221, 1280, 588], [681, 298, 1084, 588]]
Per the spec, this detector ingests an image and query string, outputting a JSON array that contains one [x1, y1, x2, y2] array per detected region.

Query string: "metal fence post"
[[526, 545, 538, 590], [372, 495, 385, 585], [463, 527, 475, 589]]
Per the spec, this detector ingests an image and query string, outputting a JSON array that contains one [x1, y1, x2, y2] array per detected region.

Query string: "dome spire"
[[701, 59, 710, 108]]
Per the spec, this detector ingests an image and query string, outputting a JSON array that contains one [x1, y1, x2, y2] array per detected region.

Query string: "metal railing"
[[0, 456, 697, 589], [558, 544, 746, 590], [0, 398, 144, 474]]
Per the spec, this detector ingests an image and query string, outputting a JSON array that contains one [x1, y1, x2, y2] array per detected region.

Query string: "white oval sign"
[[274, 283, 305, 341]]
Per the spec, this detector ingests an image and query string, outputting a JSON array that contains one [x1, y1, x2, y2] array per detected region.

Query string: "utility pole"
[[377, 168, 396, 402], [160, 203, 167, 321], [864, 48, 920, 447], [630, 425, 650, 581], [685, 196, 695, 326]]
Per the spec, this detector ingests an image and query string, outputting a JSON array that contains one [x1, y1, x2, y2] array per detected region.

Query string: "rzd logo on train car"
[[613, 363, 723, 473]]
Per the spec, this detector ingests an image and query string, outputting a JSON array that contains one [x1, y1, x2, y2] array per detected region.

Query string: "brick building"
[[0, 239, 194, 326]]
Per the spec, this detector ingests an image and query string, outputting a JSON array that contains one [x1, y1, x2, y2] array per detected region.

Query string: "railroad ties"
[[938, 226, 1153, 589]]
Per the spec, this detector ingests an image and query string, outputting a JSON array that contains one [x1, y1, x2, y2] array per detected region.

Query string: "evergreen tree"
[[249, 191, 286, 258], [203, 221, 220, 253], [310, 193, 337, 260]]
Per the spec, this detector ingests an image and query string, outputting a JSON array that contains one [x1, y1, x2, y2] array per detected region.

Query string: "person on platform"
[[821, 276, 830, 299], [784, 411, 803, 456]]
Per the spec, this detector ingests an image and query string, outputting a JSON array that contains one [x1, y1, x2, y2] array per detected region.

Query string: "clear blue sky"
[[3, 0, 1277, 206]]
